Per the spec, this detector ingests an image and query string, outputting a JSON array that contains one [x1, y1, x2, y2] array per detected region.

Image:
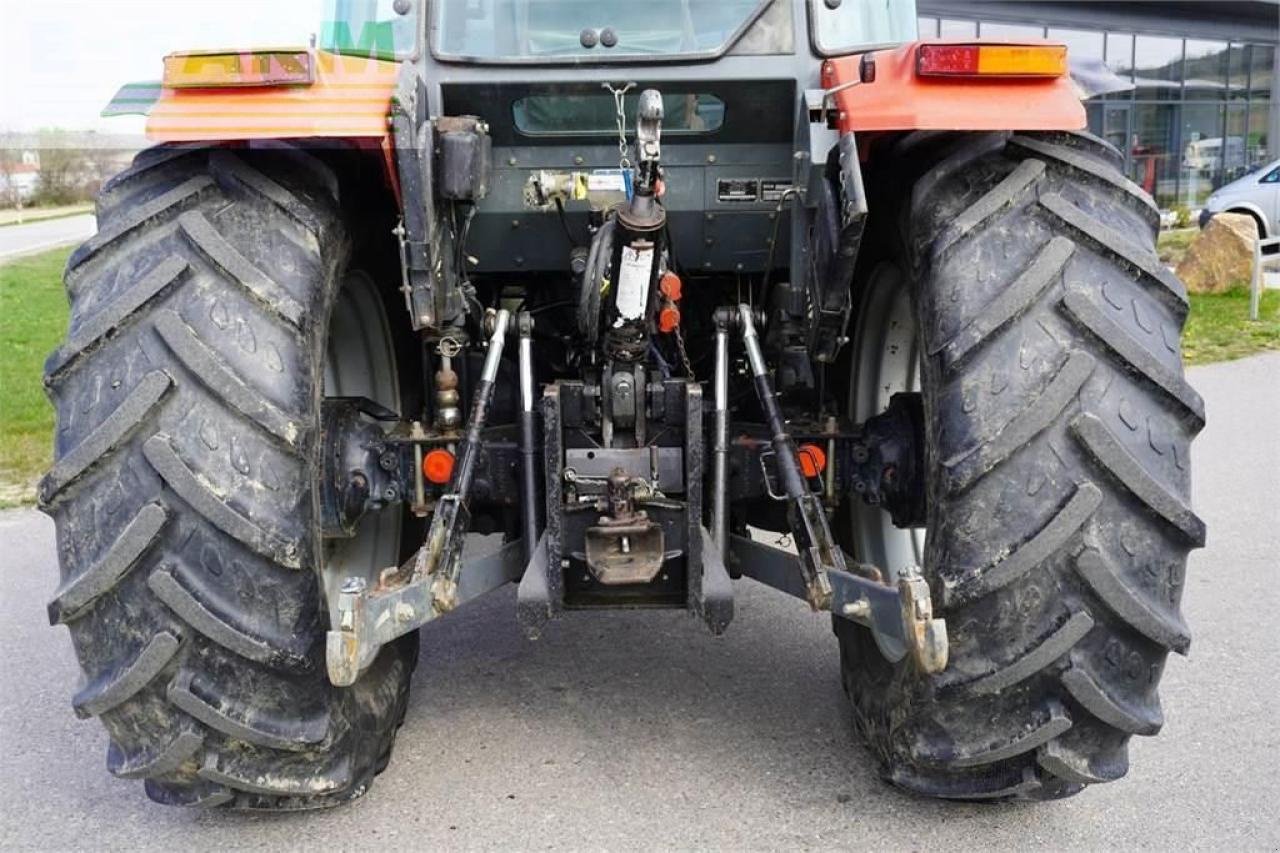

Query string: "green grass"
[[1184, 287, 1280, 366], [0, 246, 1275, 508], [0, 248, 69, 507], [1157, 228, 1198, 268]]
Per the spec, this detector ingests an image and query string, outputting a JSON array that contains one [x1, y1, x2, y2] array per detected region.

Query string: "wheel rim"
[[847, 262, 926, 582], [321, 271, 402, 616]]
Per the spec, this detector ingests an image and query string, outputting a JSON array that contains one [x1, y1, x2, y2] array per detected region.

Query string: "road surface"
[[0, 214, 95, 263], [1, 353, 1277, 850]]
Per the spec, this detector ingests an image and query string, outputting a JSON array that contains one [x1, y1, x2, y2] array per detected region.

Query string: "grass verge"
[[1157, 228, 1198, 268], [0, 248, 69, 507], [1185, 287, 1280, 366]]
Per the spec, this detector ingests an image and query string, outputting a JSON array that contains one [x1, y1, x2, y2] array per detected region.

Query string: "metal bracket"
[[730, 535, 948, 675], [325, 310, 512, 686], [326, 540, 524, 686], [695, 527, 734, 635]]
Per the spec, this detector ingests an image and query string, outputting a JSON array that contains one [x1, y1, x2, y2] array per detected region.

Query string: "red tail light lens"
[[917, 45, 981, 76]]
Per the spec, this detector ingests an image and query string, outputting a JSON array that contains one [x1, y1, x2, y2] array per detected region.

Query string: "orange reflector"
[[658, 306, 682, 334], [917, 43, 1067, 78], [423, 449, 456, 486], [163, 49, 315, 89], [660, 272, 683, 302], [798, 444, 827, 479]]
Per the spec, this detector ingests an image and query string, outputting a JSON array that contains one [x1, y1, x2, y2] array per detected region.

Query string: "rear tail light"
[[917, 44, 1068, 78], [162, 49, 315, 89]]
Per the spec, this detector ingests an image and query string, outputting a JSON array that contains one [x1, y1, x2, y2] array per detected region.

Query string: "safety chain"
[[674, 324, 696, 380], [602, 82, 637, 171]]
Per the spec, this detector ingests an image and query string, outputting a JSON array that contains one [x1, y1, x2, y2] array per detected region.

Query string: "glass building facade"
[[916, 10, 1279, 213]]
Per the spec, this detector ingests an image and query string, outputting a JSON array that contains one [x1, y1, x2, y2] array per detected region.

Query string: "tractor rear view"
[[43, 0, 1203, 809]]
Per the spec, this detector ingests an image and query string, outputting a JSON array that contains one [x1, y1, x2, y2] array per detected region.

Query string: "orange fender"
[[146, 50, 400, 143], [823, 40, 1085, 134]]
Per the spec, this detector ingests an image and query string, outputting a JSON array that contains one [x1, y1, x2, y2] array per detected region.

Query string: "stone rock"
[[1176, 212, 1259, 294]]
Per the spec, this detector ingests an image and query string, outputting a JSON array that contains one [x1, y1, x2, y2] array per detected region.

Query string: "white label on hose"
[[615, 245, 653, 323]]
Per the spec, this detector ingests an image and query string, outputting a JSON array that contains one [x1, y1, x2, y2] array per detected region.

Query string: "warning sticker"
[[587, 170, 628, 192], [717, 179, 759, 203], [615, 245, 654, 323]]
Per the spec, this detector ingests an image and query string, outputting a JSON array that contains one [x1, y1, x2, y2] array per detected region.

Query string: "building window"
[[1048, 27, 1105, 65], [1225, 103, 1250, 181], [1106, 32, 1135, 80], [1248, 45, 1276, 100], [1131, 103, 1179, 208], [1181, 102, 1227, 205], [1104, 32, 1135, 101], [1133, 35, 1184, 100], [1228, 44, 1251, 101], [1101, 103, 1130, 155], [1246, 99, 1273, 165], [1183, 40, 1229, 101]]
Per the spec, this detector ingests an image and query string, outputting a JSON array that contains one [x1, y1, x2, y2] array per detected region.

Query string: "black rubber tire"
[[41, 144, 416, 809], [836, 131, 1206, 801]]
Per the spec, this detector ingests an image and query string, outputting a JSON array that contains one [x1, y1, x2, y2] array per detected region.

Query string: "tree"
[[34, 128, 87, 206], [82, 131, 125, 191], [0, 135, 20, 208]]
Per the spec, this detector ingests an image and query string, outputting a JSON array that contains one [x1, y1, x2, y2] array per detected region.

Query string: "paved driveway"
[[0, 214, 95, 262], [1, 353, 1277, 850]]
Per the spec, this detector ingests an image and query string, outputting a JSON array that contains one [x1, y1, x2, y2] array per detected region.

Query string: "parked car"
[[1200, 157, 1280, 236], [1184, 135, 1246, 174]]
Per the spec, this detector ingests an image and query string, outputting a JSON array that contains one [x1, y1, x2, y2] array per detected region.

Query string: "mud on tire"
[[837, 131, 1205, 800], [42, 145, 416, 809]]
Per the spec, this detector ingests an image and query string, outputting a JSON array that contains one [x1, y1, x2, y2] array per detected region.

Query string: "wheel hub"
[[849, 392, 927, 529], [320, 397, 405, 539]]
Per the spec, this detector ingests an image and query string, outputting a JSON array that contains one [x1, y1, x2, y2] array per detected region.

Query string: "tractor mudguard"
[[823, 39, 1086, 133], [103, 50, 400, 143]]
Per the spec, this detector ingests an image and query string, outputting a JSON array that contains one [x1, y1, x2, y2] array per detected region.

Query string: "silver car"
[[1200, 158, 1280, 237]]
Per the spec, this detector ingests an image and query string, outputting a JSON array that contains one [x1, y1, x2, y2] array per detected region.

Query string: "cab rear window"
[[514, 93, 725, 136], [434, 0, 770, 62]]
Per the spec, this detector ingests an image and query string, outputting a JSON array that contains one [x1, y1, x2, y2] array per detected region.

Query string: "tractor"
[[43, 0, 1204, 809]]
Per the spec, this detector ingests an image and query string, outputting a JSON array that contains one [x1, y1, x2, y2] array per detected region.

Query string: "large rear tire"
[[42, 145, 416, 809], [837, 132, 1205, 800]]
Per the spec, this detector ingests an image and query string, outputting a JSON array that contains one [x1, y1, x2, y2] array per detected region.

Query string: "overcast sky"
[[0, 0, 322, 135]]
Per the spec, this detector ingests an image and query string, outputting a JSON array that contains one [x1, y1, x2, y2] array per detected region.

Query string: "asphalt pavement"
[[0, 214, 96, 263], [1, 353, 1277, 851]]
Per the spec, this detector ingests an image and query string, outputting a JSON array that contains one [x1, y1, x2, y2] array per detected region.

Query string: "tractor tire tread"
[[43, 144, 415, 810], [838, 132, 1201, 802]]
